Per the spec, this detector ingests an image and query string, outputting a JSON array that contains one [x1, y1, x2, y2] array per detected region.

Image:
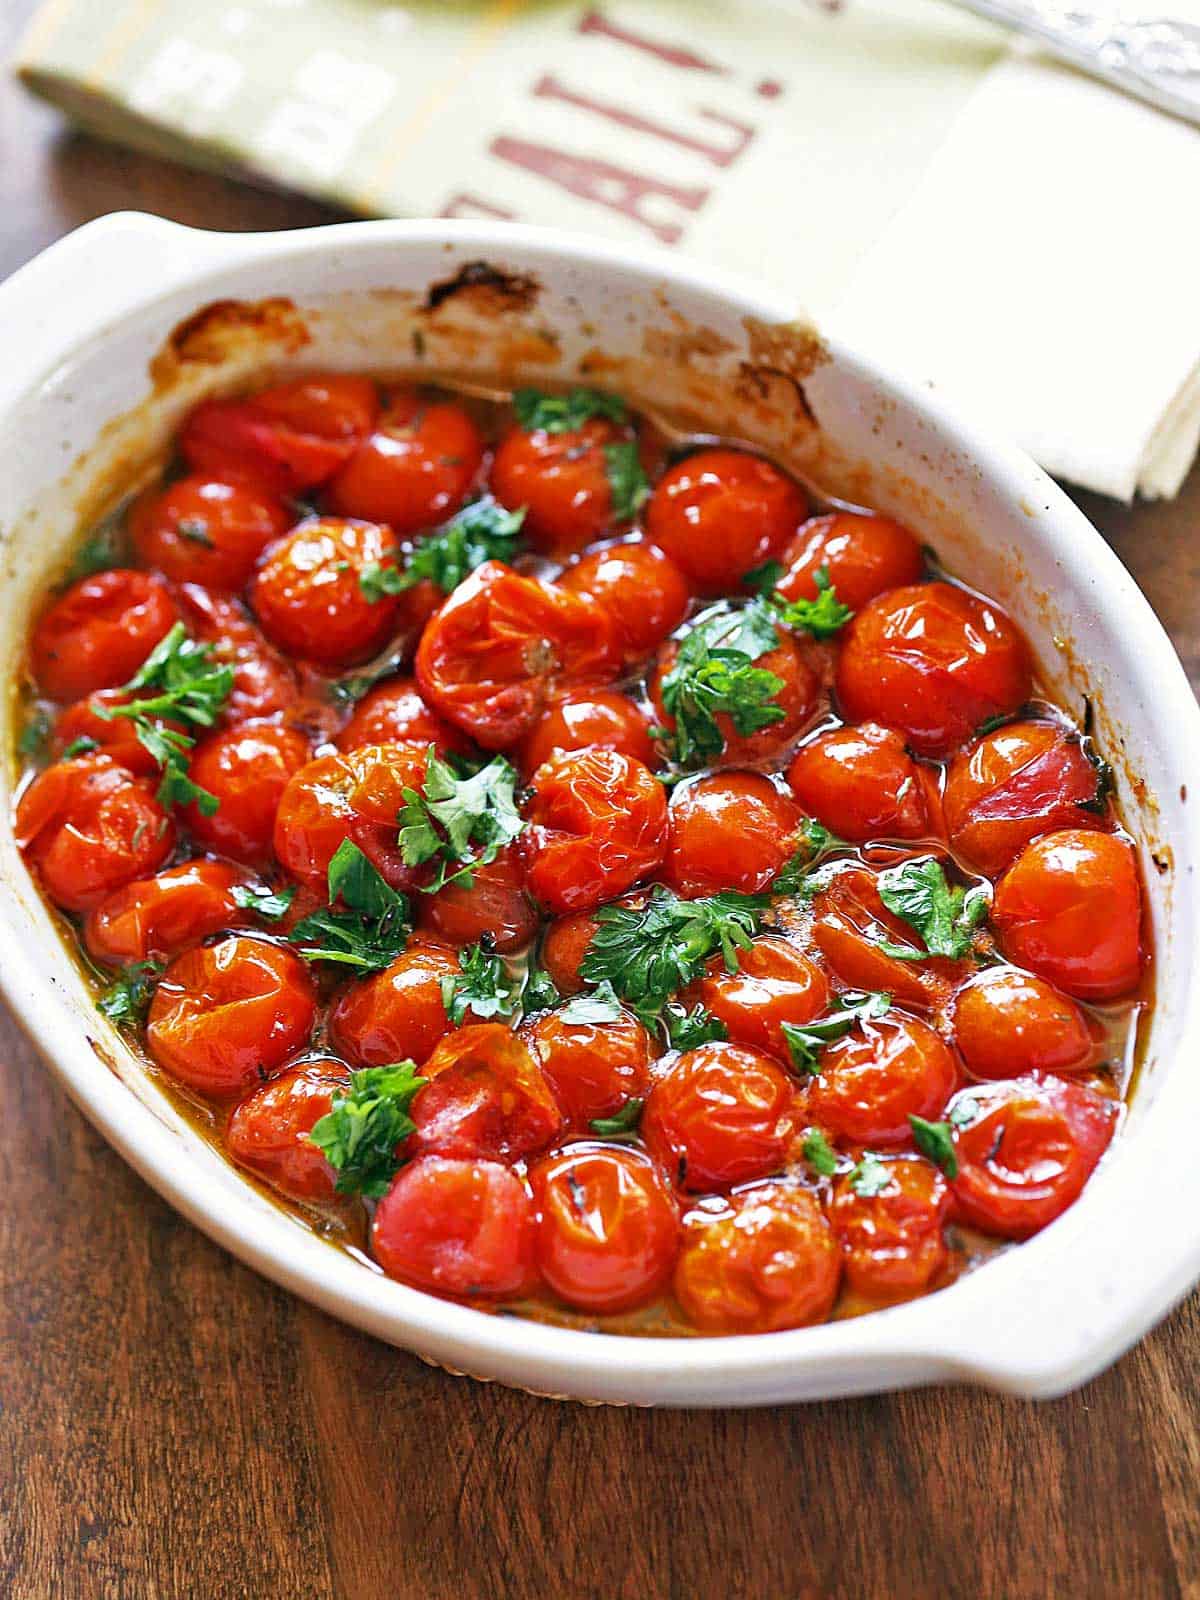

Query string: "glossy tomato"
[[372, 1155, 536, 1298], [665, 773, 799, 898], [810, 866, 964, 1011], [786, 722, 937, 843], [643, 1041, 796, 1191], [329, 941, 466, 1067], [515, 689, 656, 778], [953, 966, 1096, 1080], [273, 742, 429, 891], [645, 449, 805, 594], [804, 1014, 959, 1147], [84, 859, 243, 967], [176, 584, 299, 724], [686, 935, 828, 1063], [491, 416, 630, 557], [225, 1058, 349, 1203], [129, 474, 291, 591], [409, 1024, 563, 1163], [558, 540, 690, 660], [249, 517, 402, 669], [521, 1000, 653, 1128], [328, 390, 484, 532], [416, 846, 537, 954], [51, 689, 185, 778], [31, 569, 179, 702], [334, 675, 473, 756], [777, 511, 923, 612], [650, 628, 819, 767], [829, 1156, 950, 1300], [539, 908, 604, 996], [185, 723, 311, 865]]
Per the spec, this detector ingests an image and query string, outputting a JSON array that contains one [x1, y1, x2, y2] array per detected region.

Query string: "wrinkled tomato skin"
[[409, 1024, 563, 1164], [416, 846, 538, 954], [651, 631, 820, 767], [250, 518, 401, 669], [84, 860, 243, 967], [836, 582, 1031, 758], [521, 749, 668, 915], [52, 690, 185, 778], [415, 562, 619, 750], [327, 391, 483, 533], [335, 675, 473, 756], [944, 720, 1108, 877], [558, 541, 690, 661], [180, 375, 379, 493], [530, 1145, 680, 1313], [642, 1041, 796, 1191], [329, 942, 466, 1067], [16, 753, 175, 912], [185, 723, 311, 865], [673, 1181, 840, 1333], [665, 773, 799, 899], [521, 1003, 654, 1128], [129, 474, 291, 591], [273, 742, 429, 892], [778, 512, 924, 612], [953, 966, 1096, 1080], [645, 449, 806, 595], [31, 570, 179, 702], [948, 1074, 1118, 1239], [516, 690, 656, 778], [829, 1157, 950, 1300], [372, 1155, 537, 1299], [177, 584, 299, 724], [786, 722, 937, 843], [146, 934, 316, 1100], [810, 867, 964, 1012], [539, 910, 602, 996], [992, 829, 1143, 1001], [491, 418, 626, 557], [225, 1058, 349, 1203], [805, 1014, 959, 1147], [687, 935, 829, 1063]]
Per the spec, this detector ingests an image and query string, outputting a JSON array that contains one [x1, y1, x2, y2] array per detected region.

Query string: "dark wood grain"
[[3, 5, 1200, 1595]]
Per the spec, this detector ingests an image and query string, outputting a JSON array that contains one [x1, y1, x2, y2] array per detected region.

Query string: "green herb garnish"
[[558, 980, 626, 1026], [522, 960, 561, 1015], [874, 857, 989, 961], [513, 386, 627, 433], [18, 709, 52, 760], [772, 818, 845, 894], [176, 517, 214, 547], [360, 498, 526, 603], [849, 1153, 892, 1197], [308, 1062, 426, 1197], [801, 1127, 839, 1178], [661, 1001, 728, 1051], [60, 736, 100, 760], [441, 940, 523, 1025], [909, 1114, 959, 1178], [604, 441, 650, 521], [589, 1097, 645, 1140], [770, 565, 853, 639], [97, 961, 163, 1028], [231, 882, 297, 922], [397, 749, 525, 892], [288, 841, 411, 972], [658, 603, 785, 766], [742, 559, 786, 596], [781, 991, 892, 1076]]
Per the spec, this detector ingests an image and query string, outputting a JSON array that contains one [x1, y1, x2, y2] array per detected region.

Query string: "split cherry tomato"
[[129, 474, 291, 591], [665, 773, 799, 899], [949, 1074, 1118, 1238], [250, 517, 401, 669], [944, 720, 1109, 876], [521, 1001, 653, 1129], [953, 966, 1096, 1080], [650, 629, 820, 767], [84, 859, 243, 967], [829, 1156, 950, 1300], [786, 722, 937, 843], [225, 1058, 349, 1203], [329, 941, 467, 1067], [645, 449, 805, 594], [416, 846, 537, 954], [530, 1145, 679, 1313], [520, 748, 668, 915], [273, 742, 429, 892], [777, 511, 923, 612], [836, 582, 1030, 757], [327, 390, 484, 533], [490, 416, 630, 557], [643, 1041, 796, 1191], [335, 675, 473, 756], [415, 561, 619, 749], [409, 1024, 563, 1163], [16, 753, 175, 912], [31, 569, 179, 702], [673, 1182, 840, 1333], [686, 935, 829, 1063], [516, 689, 656, 778], [146, 934, 316, 1099], [372, 1155, 536, 1299], [558, 540, 690, 661], [991, 829, 1143, 1001], [184, 723, 311, 866], [804, 1014, 959, 1147], [810, 867, 964, 1012], [176, 584, 299, 724], [51, 689, 185, 779]]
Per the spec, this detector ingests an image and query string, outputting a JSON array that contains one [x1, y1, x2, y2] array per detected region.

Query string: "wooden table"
[[3, 7, 1199, 1595]]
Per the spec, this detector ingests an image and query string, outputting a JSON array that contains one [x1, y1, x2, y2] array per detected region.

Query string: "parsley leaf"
[[781, 991, 891, 1075], [288, 841, 411, 972], [589, 1097, 644, 1140], [65, 524, 125, 582], [308, 1063, 426, 1197], [604, 441, 650, 522], [909, 1114, 959, 1178], [661, 1001, 728, 1051], [875, 857, 989, 961], [849, 1153, 892, 1197], [97, 960, 162, 1028], [522, 960, 561, 1015], [360, 498, 527, 603], [441, 940, 523, 1025], [801, 1127, 838, 1178], [770, 565, 853, 639], [558, 980, 626, 1025], [742, 559, 786, 596], [398, 749, 526, 891], [61, 736, 100, 760], [659, 603, 785, 765], [772, 818, 846, 894], [18, 709, 52, 760], [513, 386, 627, 433], [232, 882, 297, 922]]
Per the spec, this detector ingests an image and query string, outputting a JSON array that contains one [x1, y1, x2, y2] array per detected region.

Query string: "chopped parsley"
[[288, 841, 411, 973], [231, 882, 297, 922], [909, 1114, 959, 1178], [770, 565, 853, 639], [558, 980, 626, 1026], [521, 960, 561, 1015], [658, 603, 785, 765], [849, 1153, 892, 1198], [801, 1127, 838, 1178], [604, 441, 650, 521], [65, 524, 125, 582], [397, 749, 525, 892], [874, 857, 989, 961], [781, 991, 891, 1075], [359, 498, 526, 602], [61, 736, 100, 760], [441, 940, 523, 1025], [513, 386, 627, 433], [589, 1097, 644, 1141], [97, 961, 163, 1028], [772, 818, 845, 894], [308, 1062, 426, 1197], [742, 559, 786, 596], [661, 1001, 728, 1051]]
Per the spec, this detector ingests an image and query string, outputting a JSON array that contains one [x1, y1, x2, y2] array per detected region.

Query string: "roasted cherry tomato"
[[992, 829, 1143, 1001], [777, 511, 923, 612], [146, 934, 316, 1099], [176, 584, 299, 724], [129, 474, 291, 591], [645, 449, 805, 595], [16, 753, 175, 912], [836, 582, 1030, 757], [180, 374, 379, 493], [953, 966, 1095, 1080], [327, 389, 484, 532], [409, 1024, 563, 1163], [521, 748, 668, 915], [643, 1041, 795, 1191], [51, 689, 185, 778], [804, 1013, 959, 1147], [810, 867, 964, 1012], [539, 909, 604, 996], [491, 416, 631, 557], [673, 1182, 840, 1333], [558, 540, 690, 661], [949, 1074, 1118, 1238], [31, 569, 179, 702], [334, 675, 473, 756], [415, 561, 618, 749], [530, 1145, 679, 1313], [185, 723, 311, 865], [521, 1000, 653, 1128], [273, 742, 429, 891], [329, 941, 467, 1067], [84, 859, 243, 967], [686, 935, 828, 1063], [944, 720, 1109, 876], [249, 517, 401, 669], [416, 846, 537, 954], [786, 722, 937, 843], [829, 1156, 950, 1300], [516, 689, 656, 778], [650, 628, 819, 767], [665, 773, 799, 899], [225, 1057, 349, 1203], [372, 1155, 536, 1298]]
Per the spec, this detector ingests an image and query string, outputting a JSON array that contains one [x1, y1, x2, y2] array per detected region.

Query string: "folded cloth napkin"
[[15, 0, 1200, 499]]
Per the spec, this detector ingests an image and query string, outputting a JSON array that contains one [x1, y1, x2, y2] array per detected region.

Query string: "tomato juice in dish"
[[12, 373, 1149, 1337]]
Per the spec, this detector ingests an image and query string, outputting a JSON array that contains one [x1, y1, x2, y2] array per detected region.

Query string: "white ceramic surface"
[[1, 214, 1197, 1408]]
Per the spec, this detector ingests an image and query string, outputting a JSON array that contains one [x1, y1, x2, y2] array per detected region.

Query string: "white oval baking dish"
[[0, 213, 1196, 1407]]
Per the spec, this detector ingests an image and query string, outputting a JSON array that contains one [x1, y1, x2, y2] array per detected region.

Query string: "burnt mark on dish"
[[736, 360, 817, 426], [149, 297, 311, 385], [423, 261, 540, 315]]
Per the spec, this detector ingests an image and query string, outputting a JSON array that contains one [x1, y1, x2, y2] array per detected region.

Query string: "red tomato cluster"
[[14, 375, 1146, 1336]]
